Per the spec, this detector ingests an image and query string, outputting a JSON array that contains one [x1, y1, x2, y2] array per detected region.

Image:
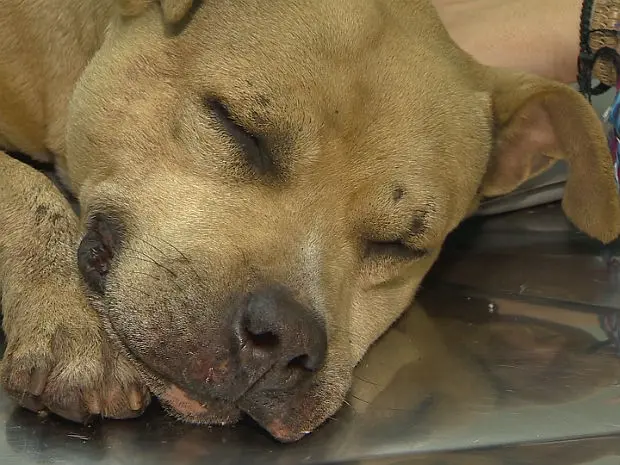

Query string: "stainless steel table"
[[2, 202, 620, 465]]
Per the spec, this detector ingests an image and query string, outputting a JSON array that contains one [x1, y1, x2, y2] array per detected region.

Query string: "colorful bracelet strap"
[[576, 0, 620, 352], [578, 0, 620, 99], [596, 67, 620, 352], [602, 76, 620, 186]]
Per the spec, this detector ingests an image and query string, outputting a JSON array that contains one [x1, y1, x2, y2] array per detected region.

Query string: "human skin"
[[433, 0, 582, 83]]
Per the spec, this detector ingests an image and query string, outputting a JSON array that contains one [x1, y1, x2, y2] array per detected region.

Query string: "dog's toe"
[[47, 405, 94, 424], [28, 367, 49, 396], [8, 390, 45, 413], [1, 327, 151, 423], [98, 382, 151, 420]]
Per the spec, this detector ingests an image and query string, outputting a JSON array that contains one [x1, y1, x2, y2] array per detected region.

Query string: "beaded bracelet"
[[576, 0, 620, 353], [577, 0, 620, 98]]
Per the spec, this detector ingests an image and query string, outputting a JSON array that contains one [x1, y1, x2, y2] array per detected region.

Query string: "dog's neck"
[[3, 0, 117, 169]]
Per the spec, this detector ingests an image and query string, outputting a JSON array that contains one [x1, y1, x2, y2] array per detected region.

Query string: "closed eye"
[[206, 98, 275, 176], [365, 239, 429, 262]]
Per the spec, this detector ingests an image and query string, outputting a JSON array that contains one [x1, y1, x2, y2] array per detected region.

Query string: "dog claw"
[[18, 393, 44, 413], [29, 367, 49, 396], [50, 406, 94, 424], [127, 387, 143, 411], [86, 395, 102, 415]]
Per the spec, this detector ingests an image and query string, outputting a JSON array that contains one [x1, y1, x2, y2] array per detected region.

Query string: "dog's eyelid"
[[365, 237, 429, 262], [204, 97, 276, 176], [400, 236, 423, 249], [401, 239, 431, 259], [402, 234, 429, 252], [205, 97, 238, 124]]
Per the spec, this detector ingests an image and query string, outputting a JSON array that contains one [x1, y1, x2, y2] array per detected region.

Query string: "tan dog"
[[0, 0, 618, 443]]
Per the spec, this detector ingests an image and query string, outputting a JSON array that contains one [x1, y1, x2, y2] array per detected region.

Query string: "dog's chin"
[[157, 384, 242, 426], [98, 315, 342, 442], [121, 350, 334, 441], [140, 358, 345, 442], [236, 381, 348, 443], [155, 380, 337, 442], [96, 320, 243, 425]]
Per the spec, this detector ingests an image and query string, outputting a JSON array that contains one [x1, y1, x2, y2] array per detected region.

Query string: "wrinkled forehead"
[[178, 0, 488, 143], [168, 0, 490, 212], [181, 0, 457, 101]]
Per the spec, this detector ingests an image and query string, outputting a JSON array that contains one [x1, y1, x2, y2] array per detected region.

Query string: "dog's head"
[[65, 0, 620, 442]]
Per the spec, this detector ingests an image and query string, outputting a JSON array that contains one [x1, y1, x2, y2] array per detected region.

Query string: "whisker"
[[349, 394, 370, 404], [122, 284, 153, 298], [122, 247, 179, 278], [124, 270, 162, 281], [134, 236, 180, 268], [147, 234, 206, 281], [133, 237, 174, 263], [353, 375, 382, 387], [117, 254, 161, 267], [348, 394, 410, 412], [135, 234, 207, 283], [119, 253, 185, 293]]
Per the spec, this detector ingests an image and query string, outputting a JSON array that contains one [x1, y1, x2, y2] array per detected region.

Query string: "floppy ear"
[[117, 0, 194, 23], [481, 68, 620, 243]]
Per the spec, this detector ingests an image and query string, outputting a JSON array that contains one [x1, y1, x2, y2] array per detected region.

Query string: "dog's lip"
[[103, 317, 234, 412], [158, 384, 242, 424], [103, 314, 318, 436], [119, 344, 228, 406], [102, 311, 221, 399], [160, 384, 211, 414], [124, 350, 243, 423], [244, 412, 312, 443], [124, 347, 320, 437], [115, 338, 321, 440]]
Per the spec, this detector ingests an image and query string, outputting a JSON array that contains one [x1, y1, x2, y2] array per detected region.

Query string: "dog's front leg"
[[0, 151, 150, 422]]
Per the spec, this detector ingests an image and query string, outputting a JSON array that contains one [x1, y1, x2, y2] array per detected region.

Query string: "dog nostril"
[[236, 287, 328, 378], [245, 329, 279, 350], [287, 354, 313, 372]]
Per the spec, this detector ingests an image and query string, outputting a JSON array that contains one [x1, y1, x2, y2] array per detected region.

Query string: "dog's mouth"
[[106, 331, 241, 421], [105, 325, 323, 442], [151, 366, 321, 442], [157, 382, 319, 442], [91, 260, 337, 443], [158, 383, 242, 425]]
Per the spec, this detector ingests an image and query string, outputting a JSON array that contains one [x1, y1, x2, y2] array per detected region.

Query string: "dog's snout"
[[234, 287, 327, 377]]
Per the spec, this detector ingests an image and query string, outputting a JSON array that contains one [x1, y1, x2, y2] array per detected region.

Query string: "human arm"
[[432, 0, 583, 83]]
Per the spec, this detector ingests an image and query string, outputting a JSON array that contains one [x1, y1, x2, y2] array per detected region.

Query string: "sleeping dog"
[[0, 0, 618, 442]]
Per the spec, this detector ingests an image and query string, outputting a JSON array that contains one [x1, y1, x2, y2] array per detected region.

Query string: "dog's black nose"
[[233, 287, 327, 387]]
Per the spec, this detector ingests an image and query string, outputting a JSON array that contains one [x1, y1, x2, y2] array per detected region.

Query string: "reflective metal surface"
[[2, 202, 620, 464]]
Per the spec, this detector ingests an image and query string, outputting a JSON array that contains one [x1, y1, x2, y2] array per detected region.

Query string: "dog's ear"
[[117, 0, 194, 23], [480, 68, 620, 243]]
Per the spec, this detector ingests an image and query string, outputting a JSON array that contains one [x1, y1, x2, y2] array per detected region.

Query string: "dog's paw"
[[1, 317, 151, 423]]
